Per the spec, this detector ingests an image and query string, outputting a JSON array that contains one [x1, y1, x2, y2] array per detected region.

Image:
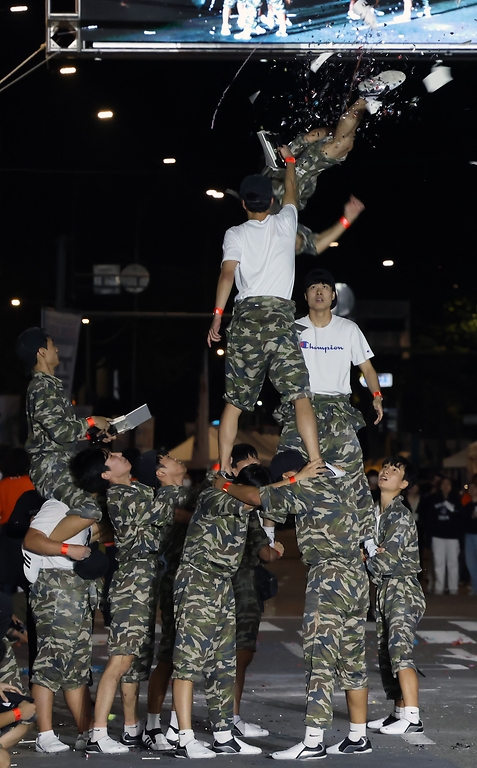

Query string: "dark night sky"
[[1, 1, 477, 450]]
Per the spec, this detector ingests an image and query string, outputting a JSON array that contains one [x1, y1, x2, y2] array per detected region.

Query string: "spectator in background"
[[426, 477, 463, 595], [0, 449, 34, 527], [462, 479, 477, 596]]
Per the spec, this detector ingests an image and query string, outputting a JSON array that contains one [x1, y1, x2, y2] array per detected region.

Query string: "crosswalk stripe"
[[401, 733, 436, 746], [440, 647, 477, 661], [259, 621, 284, 632], [416, 630, 475, 644], [442, 663, 469, 669], [449, 620, 477, 632], [282, 642, 303, 658]]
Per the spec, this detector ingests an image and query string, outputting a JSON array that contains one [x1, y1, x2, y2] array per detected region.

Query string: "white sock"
[[213, 730, 232, 744], [146, 713, 161, 731], [179, 729, 194, 747], [233, 715, 242, 725], [91, 727, 108, 742], [38, 730, 55, 740], [394, 705, 405, 718], [169, 711, 179, 730], [348, 722, 366, 742], [263, 526, 275, 546], [404, 706, 419, 724], [303, 726, 324, 748], [124, 722, 140, 737]]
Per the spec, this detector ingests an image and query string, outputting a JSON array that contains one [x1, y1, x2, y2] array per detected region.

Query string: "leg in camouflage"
[[278, 395, 375, 541], [173, 564, 236, 732], [121, 561, 160, 683], [108, 559, 158, 659], [303, 564, 369, 728], [0, 641, 25, 693], [30, 569, 95, 692], [30, 456, 102, 521], [375, 577, 426, 701]]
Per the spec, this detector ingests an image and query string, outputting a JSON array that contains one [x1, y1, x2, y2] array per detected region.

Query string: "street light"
[[97, 110, 113, 119], [383, 260, 394, 267], [216, 348, 225, 356], [10, 6, 28, 11], [10, 298, 21, 306], [60, 66, 76, 75], [163, 158, 176, 164], [206, 189, 224, 199], [82, 318, 90, 324]]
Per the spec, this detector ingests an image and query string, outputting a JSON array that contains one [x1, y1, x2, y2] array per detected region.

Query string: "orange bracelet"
[[284, 156, 296, 163], [86, 416, 95, 427], [61, 543, 69, 555], [212, 462, 220, 472], [13, 708, 22, 722], [213, 307, 224, 316], [289, 475, 297, 484], [339, 216, 351, 229], [222, 481, 232, 493], [373, 391, 383, 398]]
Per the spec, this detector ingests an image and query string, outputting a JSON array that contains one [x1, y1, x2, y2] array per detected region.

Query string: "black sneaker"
[[327, 737, 372, 755], [142, 727, 175, 751], [120, 731, 143, 748], [271, 742, 326, 760], [257, 131, 285, 169], [213, 737, 261, 755], [368, 713, 398, 730]]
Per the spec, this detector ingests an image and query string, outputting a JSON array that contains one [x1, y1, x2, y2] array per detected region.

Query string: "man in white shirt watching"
[[277, 267, 383, 528], [207, 149, 323, 476]]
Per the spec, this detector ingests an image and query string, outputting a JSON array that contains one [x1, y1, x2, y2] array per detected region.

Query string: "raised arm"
[[311, 196, 365, 254], [207, 259, 238, 347], [279, 146, 297, 208]]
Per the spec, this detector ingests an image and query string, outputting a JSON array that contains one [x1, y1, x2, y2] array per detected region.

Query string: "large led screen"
[[78, 0, 477, 54]]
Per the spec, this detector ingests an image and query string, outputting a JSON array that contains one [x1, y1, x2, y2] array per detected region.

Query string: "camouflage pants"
[[30, 455, 102, 521], [0, 640, 25, 693], [109, 557, 160, 671], [225, 296, 310, 412], [375, 576, 426, 701], [30, 569, 96, 692], [303, 563, 369, 728], [296, 224, 318, 257], [173, 563, 236, 732], [156, 560, 178, 664], [278, 395, 374, 539], [233, 566, 261, 652], [264, 136, 342, 213]]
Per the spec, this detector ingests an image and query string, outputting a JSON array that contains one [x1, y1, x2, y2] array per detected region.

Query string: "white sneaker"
[[368, 713, 399, 731], [271, 741, 326, 760], [36, 733, 70, 753], [213, 736, 262, 755], [352, 0, 378, 29], [263, 14, 276, 28], [233, 720, 269, 738], [251, 24, 267, 35], [220, 24, 231, 36], [327, 737, 372, 755], [175, 738, 217, 759], [324, 462, 346, 478], [380, 718, 423, 735], [85, 736, 130, 754], [142, 726, 175, 751], [358, 70, 406, 98], [234, 29, 251, 39], [276, 27, 288, 36], [347, 10, 361, 19]]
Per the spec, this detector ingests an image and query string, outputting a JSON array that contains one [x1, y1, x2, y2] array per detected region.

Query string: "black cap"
[[303, 268, 337, 310], [269, 450, 306, 483], [239, 174, 273, 212], [15, 327, 49, 371], [74, 545, 109, 580]]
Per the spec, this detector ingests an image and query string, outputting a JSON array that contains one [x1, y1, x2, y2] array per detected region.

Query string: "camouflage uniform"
[[107, 482, 186, 682], [264, 135, 345, 213], [366, 496, 426, 701], [25, 371, 101, 521], [259, 476, 370, 728], [233, 511, 269, 652], [277, 394, 375, 543], [0, 640, 25, 693], [173, 486, 251, 732], [296, 224, 319, 257], [225, 296, 310, 412], [30, 569, 96, 692]]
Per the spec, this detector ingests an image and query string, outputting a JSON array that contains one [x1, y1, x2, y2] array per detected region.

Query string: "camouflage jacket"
[[366, 496, 421, 583], [236, 511, 270, 572], [259, 476, 362, 568], [180, 486, 251, 577], [107, 482, 188, 562], [25, 372, 88, 459]]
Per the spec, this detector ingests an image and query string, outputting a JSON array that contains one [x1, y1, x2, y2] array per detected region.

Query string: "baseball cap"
[[239, 174, 273, 212]]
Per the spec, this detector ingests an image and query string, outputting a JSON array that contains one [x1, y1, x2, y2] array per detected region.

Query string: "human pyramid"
[[0, 69, 425, 764]]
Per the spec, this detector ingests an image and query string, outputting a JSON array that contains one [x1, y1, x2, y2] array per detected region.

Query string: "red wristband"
[[212, 462, 220, 472], [339, 216, 351, 229], [373, 391, 383, 398], [13, 708, 22, 722], [289, 475, 297, 484], [61, 543, 69, 555], [222, 481, 232, 493], [86, 416, 95, 427], [213, 307, 224, 316], [284, 156, 296, 163]]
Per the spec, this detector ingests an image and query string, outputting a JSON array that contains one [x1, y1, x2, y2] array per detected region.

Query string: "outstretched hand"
[[343, 195, 365, 224], [373, 397, 384, 425], [207, 315, 222, 347]]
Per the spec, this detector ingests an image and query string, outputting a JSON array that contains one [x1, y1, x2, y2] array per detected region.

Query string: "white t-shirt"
[[22, 498, 91, 583], [295, 314, 374, 395], [221, 204, 298, 302]]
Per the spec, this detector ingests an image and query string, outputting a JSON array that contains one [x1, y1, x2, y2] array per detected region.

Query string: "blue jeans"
[[465, 534, 477, 593]]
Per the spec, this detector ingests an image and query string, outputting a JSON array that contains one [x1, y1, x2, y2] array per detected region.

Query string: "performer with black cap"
[[277, 267, 382, 543], [207, 148, 323, 476]]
